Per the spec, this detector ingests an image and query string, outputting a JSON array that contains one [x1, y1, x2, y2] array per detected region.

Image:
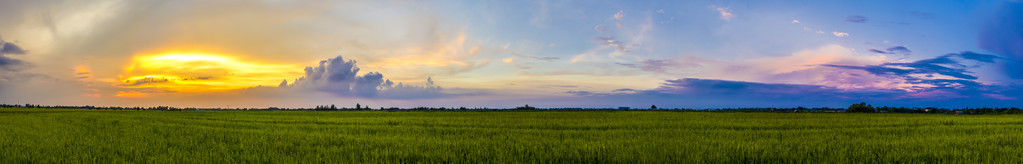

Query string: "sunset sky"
[[2, 0, 1022, 108]]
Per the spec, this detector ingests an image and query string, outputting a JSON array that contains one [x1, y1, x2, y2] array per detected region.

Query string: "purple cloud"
[[0, 38, 28, 71], [573, 77, 1021, 108], [616, 59, 697, 73], [824, 52, 1001, 89], [844, 15, 868, 23], [512, 52, 560, 62]]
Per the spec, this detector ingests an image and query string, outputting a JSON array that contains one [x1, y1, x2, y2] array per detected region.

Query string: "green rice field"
[[2, 108, 1022, 163]]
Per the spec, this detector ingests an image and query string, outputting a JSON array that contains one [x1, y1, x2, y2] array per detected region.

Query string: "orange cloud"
[[117, 52, 303, 96]]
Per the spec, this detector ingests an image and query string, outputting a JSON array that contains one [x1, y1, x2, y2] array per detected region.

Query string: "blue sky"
[[1, 0, 1021, 108]]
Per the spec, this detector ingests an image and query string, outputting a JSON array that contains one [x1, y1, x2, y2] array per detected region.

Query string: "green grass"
[[2, 108, 1022, 163]]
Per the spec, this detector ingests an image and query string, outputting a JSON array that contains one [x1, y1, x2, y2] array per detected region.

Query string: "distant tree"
[[514, 104, 536, 110], [330, 104, 336, 110], [356, 103, 361, 109], [651, 105, 657, 109], [847, 102, 875, 113]]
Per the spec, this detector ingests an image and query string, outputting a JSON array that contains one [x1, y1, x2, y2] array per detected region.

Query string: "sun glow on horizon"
[[116, 52, 302, 97]]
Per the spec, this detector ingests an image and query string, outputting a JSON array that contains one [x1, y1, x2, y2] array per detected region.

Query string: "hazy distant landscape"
[[2, 107, 1022, 163]]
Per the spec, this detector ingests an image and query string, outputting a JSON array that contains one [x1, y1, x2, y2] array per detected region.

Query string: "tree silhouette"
[[651, 105, 657, 109], [847, 102, 875, 113]]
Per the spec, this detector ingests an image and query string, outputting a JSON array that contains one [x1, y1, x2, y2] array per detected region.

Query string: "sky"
[[1, 0, 1022, 109]]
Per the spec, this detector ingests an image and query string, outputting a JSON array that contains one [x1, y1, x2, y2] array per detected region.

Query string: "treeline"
[[2, 103, 1022, 114], [846, 102, 1023, 114]]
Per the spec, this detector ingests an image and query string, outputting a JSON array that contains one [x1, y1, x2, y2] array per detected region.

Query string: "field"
[[2, 108, 1022, 163]]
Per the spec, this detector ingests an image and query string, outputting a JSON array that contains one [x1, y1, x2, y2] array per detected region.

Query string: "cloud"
[[569, 77, 1022, 108], [364, 32, 492, 77], [615, 59, 696, 73], [0, 38, 29, 71], [565, 90, 599, 96], [844, 15, 868, 23], [908, 11, 934, 20], [354, 72, 385, 97], [120, 77, 171, 87], [290, 55, 447, 99], [1, 40, 26, 55], [824, 52, 1003, 90], [654, 78, 852, 98], [712, 6, 735, 21], [869, 46, 912, 58], [377, 77, 445, 99], [832, 32, 849, 37], [511, 52, 559, 62], [978, 1, 1023, 78], [594, 25, 613, 33], [613, 10, 626, 28], [592, 36, 631, 53], [886, 46, 911, 54], [291, 55, 369, 95], [611, 88, 635, 92]]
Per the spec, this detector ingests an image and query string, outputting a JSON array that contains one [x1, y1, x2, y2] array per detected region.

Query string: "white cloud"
[[832, 31, 850, 37]]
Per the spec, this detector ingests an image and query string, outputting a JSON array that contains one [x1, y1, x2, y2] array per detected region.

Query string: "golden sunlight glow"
[[117, 52, 302, 96]]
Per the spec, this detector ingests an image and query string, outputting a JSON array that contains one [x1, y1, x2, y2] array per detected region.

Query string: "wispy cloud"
[[511, 52, 560, 62], [711, 6, 735, 21], [832, 31, 849, 37], [592, 36, 630, 53], [824, 52, 1003, 91], [843, 15, 868, 23], [615, 59, 697, 73]]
